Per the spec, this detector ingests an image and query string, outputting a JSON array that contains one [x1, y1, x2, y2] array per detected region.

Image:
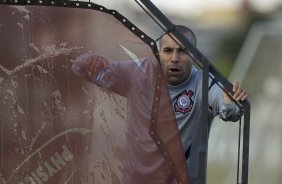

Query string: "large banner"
[[0, 3, 188, 184]]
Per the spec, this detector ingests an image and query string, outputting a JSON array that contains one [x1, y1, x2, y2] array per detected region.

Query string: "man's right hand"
[[72, 52, 109, 81]]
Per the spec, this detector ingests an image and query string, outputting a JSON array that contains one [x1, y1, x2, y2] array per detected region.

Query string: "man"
[[158, 25, 247, 183], [72, 25, 247, 183]]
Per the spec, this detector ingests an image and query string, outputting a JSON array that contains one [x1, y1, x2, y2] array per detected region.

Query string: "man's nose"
[[171, 50, 179, 63]]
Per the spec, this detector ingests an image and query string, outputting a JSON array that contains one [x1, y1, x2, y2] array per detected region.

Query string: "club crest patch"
[[174, 90, 194, 114]]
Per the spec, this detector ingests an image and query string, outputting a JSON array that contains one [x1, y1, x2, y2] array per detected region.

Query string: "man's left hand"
[[222, 81, 248, 103]]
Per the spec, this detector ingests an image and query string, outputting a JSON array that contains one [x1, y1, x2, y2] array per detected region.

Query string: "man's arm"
[[72, 52, 109, 82], [209, 80, 248, 122], [72, 52, 128, 96], [220, 81, 248, 121]]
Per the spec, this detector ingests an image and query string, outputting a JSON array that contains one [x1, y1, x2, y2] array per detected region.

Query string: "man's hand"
[[72, 52, 109, 81], [222, 81, 248, 103], [85, 55, 109, 80]]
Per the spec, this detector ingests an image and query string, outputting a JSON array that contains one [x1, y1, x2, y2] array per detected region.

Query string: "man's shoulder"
[[190, 66, 201, 80]]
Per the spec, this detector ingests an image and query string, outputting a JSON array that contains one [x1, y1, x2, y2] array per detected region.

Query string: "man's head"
[[159, 25, 196, 86]]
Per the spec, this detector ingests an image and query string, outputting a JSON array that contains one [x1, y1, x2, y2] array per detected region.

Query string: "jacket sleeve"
[[218, 102, 241, 122], [208, 81, 241, 122], [72, 55, 130, 97]]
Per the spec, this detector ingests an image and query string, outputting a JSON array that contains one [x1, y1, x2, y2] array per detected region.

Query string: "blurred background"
[[92, 0, 282, 183]]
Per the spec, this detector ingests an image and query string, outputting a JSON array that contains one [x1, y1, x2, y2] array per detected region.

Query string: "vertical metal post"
[[242, 103, 251, 184], [198, 58, 209, 184]]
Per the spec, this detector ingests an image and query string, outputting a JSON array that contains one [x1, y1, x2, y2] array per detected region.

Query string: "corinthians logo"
[[174, 90, 194, 114]]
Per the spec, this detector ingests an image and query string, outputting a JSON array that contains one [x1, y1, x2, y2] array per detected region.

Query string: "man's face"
[[159, 34, 192, 86]]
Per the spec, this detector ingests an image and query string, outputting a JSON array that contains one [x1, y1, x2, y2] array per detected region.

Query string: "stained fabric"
[[0, 4, 189, 184]]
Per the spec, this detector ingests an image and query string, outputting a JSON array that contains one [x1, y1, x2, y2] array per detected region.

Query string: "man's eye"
[[163, 49, 172, 52]]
